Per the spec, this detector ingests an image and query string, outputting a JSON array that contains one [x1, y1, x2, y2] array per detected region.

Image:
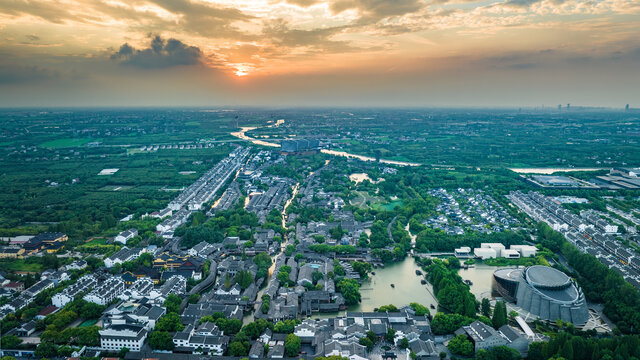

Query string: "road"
[[180, 259, 218, 312]]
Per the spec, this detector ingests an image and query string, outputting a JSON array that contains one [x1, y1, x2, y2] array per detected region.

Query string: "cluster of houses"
[[508, 190, 640, 289], [426, 189, 521, 235]]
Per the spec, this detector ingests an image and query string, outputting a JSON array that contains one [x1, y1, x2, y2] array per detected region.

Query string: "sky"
[[0, 0, 639, 107]]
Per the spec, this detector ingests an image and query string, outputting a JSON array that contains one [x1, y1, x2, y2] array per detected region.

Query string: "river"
[[229, 121, 420, 167]]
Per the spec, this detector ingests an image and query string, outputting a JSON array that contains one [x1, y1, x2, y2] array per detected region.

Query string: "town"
[[0, 109, 639, 360]]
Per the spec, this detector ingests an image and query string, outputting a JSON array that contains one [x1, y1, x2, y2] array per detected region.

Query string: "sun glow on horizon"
[[233, 64, 253, 77]]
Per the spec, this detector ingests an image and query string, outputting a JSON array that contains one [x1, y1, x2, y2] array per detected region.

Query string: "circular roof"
[[525, 265, 571, 289]]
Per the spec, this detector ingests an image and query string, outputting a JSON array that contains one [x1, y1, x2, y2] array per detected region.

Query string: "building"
[[114, 229, 138, 244], [280, 139, 320, 155], [454, 247, 472, 258], [509, 245, 538, 258], [455, 321, 507, 351], [52, 274, 97, 307], [172, 322, 229, 355], [493, 266, 589, 326], [99, 324, 148, 352], [22, 232, 68, 254], [84, 277, 125, 305], [502, 249, 521, 259], [481, 243, 505, 257], [104, 247, 142, 268], [474, 247, 497, 259], [0, 247, 25, 259]]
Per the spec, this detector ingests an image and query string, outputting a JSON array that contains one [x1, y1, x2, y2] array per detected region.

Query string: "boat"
[[420, 279, 427, 285], [415, 270, 422, 276], [390, 284, 395, 288], [464, 279, 473, 285], [371, 271, 376, 275], [430, 304, 436, 309]]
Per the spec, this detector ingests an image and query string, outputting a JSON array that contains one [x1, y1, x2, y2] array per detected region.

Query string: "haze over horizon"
[[1, 0, 639, 107]]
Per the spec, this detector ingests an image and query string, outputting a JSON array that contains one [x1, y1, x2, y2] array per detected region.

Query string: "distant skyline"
[[1, 0, 639, 107]]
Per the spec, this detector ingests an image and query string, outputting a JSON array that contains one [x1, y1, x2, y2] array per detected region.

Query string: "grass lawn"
[[0, 259, 42, 272], [40, 138, 92, 148], [79, 319, 98, 327], [375, 200, 403, 211]]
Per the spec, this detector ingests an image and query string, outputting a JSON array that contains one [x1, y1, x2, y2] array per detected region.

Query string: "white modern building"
[[52, 274, 97, 307], [104, 247, 142, 268], [510, 245, 538, 258], [83, 277, 125, 305], [481, 243, 505, 257], [114, 229, 138, 244], [99, 324, 148, 352], [454, 247, 472, 258], [474, 247, 497, 259]]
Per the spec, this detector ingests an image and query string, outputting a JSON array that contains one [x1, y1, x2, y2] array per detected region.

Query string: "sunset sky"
[[1, 0, 639, 107]]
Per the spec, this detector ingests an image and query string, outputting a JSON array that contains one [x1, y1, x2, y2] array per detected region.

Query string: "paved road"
[[387, 215, 398, 240]]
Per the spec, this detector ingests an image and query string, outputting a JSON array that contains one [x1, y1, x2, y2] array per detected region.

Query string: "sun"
[[235, 69, 249, 77], [233, 64, 252, 77]]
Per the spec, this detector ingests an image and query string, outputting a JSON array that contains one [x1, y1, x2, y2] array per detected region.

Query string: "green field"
[[0, 259, 43, 273], [40, 138, 92, 148]]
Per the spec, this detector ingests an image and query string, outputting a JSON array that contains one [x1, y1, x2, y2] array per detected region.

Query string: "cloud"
[[0, 63, 59, 84], [111, 35, 203, 69], [330, 0, 424, 21], [148, 0, 253, 38], [284, 0, 323, 7]]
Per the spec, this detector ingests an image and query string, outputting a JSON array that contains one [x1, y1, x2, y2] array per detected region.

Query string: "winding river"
[[229, 121, 420, 167]]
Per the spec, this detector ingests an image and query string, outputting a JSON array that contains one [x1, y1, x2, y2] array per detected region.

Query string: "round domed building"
[[493, 265, 589, 326]]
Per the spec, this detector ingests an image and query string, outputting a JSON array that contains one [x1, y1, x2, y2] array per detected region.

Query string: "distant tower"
[[626, 104, 630, 111], [567, 103, 570, 110], [558, 104, 562, 110]]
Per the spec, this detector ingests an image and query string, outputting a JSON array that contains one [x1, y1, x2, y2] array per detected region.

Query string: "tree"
[[149, 331, 174, 350], [336, 278, 361, 305], [35, 342, 57, 358], [409, 302, 430, 316], [463, 294, 476, 317], [274, 319, 299, 334], [366, 330, 377, 344], [1, 335, 22, 349], [359, 337, 374, 351], [118, 347, 130, 358], [164, 293, 182, 314], [481, 298, 492, 318], [447, 334, 473, 356], [560, 341, 574, 360], [384, 327, 396, 343], [189, 293, 200, 304], [492, 301, 507, 329], [234, 270, 254, 290], [229, 341, 248, 356], [377, 304, 399, 313], [431, 313, 474, 335], [527, 342, 545, 360], [399, 337, 409, 349], [476, 346, 522, 360], [284, 333, 301, 357], [155, 313, 185, 332]]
